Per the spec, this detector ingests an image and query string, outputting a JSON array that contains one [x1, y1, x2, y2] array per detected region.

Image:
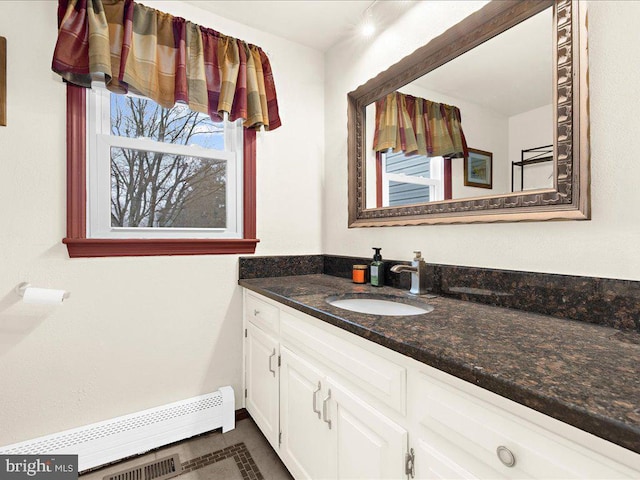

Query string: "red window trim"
[[375, 151, 383, 208], [444, 158, 452, 200], [63, 84, 259, 258]]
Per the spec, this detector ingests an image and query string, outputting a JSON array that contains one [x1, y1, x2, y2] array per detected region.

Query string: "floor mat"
[[79, 418, 288, 480], [179, 442, 263, 480]]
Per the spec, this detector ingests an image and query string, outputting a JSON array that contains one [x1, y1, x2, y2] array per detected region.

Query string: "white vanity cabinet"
[[244, 294, 280, 450], [279, 347, 335, 478], [279, 345, 335, 479], [243, 290, 640, 480], [410, 369, 640, 479], [327, 375, 408, 479], [279, 345, 408, 480], [244, 291, 408, 479]]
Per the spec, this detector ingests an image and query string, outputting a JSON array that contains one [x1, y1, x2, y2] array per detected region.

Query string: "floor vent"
[[104, 453, 182, 480], [0, 387, 234, 473]]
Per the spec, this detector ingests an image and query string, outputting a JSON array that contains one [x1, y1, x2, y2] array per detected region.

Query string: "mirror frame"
[[347, 0, 589, 227]]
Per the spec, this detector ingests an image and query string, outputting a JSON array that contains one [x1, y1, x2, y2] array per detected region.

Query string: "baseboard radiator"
[[0, 386, 235, 472]]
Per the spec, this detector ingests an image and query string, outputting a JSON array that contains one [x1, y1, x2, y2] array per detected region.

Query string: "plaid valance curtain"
[[52, 0, 281, 131], [373, 92, 467, 158]]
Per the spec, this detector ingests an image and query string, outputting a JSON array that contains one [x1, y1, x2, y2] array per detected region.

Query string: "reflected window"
[[377, 151, 450, 207]]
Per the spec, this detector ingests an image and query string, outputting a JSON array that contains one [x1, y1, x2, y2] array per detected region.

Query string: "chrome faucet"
[[390, 251, 429, 295]]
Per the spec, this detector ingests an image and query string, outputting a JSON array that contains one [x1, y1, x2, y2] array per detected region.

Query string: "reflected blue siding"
[[386, 151, 431, 206]]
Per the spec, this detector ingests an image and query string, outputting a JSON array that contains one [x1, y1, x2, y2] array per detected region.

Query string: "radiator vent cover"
[[1, 395, 223, 455], [104, 454, 182, 480], [0, 386, 235, 472]]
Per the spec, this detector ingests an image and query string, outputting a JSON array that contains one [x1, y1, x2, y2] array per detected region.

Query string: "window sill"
[[63, 238, 259, 258]]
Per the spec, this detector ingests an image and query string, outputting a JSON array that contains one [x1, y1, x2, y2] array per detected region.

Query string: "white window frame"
[[382, 152, 444, 205], [87, 85, 244, 239]]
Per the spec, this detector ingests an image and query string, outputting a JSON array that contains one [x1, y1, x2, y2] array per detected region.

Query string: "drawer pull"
[[268, 349, 277, 377], [322, 389, 332, 429], [253, 309, 260, 316], [312, 382, 322, 419], [496, 446, 516, 468]]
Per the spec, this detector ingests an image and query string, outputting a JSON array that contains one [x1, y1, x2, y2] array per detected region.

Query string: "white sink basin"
[[327, 297, 433, 316]]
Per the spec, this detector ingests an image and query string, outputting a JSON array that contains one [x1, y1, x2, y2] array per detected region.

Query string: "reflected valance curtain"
[[373, 92, 467, 158], [52, 0, 281, 131]]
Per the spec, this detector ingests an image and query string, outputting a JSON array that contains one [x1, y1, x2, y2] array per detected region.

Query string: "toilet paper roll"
[[22, 287, 66, 305]]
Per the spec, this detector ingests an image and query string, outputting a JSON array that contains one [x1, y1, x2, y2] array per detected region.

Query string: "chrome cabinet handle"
[[322, 389, 332, 429], [253, 309, 260, 316], [312, 382, 322, 419], [496, 446, 516, 468], [268, 349, 276, 377], [405, 448, 415, 479]]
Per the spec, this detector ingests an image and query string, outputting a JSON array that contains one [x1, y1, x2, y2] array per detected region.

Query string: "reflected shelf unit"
[[511, 145, 553, 192]]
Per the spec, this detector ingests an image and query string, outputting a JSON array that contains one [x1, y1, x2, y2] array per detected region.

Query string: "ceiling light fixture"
[[360, 1, 378, 37]]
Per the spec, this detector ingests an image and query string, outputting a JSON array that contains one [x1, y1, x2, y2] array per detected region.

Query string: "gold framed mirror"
[[347, 0, 589, 227]]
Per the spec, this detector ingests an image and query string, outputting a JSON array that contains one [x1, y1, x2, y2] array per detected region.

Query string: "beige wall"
[[0, 1, 323, 444], [323, 0, 640, 281], [509, 104, 554, 191]]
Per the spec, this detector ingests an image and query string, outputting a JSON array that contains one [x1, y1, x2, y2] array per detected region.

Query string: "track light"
[[360, 1, 377, 37]]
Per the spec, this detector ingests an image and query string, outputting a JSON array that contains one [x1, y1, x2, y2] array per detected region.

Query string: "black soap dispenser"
[[370, 247, 385, 287]]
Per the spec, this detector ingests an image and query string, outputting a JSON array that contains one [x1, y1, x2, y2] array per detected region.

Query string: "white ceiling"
[[185, 0, 418, 52], [410, 8, 553, 117], [186, 1, 552, 117]]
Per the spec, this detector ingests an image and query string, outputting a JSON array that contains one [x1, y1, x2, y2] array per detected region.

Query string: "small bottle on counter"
[[370, 247, 385, 287], [352, 264, 367, 284]]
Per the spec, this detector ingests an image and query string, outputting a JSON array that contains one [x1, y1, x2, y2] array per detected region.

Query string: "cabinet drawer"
[[245, 292, 279, 334], [280, 309, 406, 416], [412, 371, 637, 479]]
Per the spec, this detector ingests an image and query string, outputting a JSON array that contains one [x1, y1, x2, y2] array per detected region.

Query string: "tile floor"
[[79, 417, 293, 480]]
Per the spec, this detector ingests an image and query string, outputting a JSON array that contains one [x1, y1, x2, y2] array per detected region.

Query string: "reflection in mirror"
[[347, 0, 589, 226], [365, 7, 553, 209]]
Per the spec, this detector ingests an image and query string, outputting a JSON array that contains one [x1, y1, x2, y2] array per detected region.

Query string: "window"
[[64, 85, 258, 257], [378, 151, 449, 207], [88, 85, 242, 239]]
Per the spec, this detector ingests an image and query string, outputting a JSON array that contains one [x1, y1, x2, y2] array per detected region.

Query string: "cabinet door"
[[410, 371, 509, 480], [245, 322, 280, 449], [328, 377, 408, 480], [279, 347, 334, 480]]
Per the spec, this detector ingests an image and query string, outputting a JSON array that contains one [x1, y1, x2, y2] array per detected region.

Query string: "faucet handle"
[[413, 251, 423, 260]]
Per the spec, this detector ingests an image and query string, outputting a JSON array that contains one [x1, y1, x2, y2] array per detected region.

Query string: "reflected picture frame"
[[464, 148, 492, 189]]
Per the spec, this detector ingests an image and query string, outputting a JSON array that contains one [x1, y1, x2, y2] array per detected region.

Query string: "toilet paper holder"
[[15, 282, 71, 301]]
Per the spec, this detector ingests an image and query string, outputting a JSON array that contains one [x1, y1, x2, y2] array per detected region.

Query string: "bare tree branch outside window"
[[109, 96, 227, 229]]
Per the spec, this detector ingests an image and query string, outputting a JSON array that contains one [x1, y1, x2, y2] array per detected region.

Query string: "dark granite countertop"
[[239, 274, 640, 456]]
